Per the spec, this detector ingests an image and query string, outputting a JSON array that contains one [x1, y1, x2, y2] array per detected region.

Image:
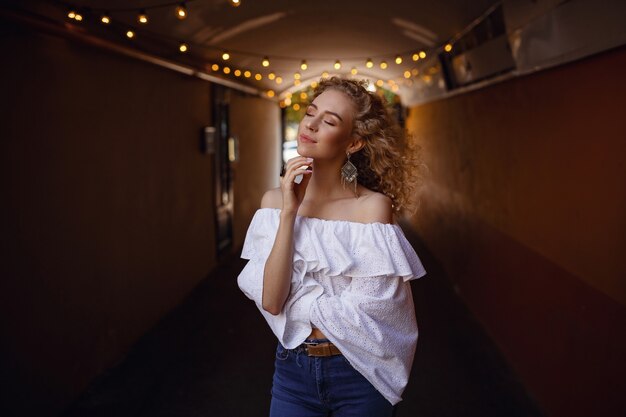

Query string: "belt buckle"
[[303, 340, 319, 356]]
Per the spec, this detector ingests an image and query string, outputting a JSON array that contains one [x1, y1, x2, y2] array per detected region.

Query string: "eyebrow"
[[308, 103, 344, 122]]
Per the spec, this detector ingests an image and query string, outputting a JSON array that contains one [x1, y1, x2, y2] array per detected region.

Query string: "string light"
[[176, 3, 187, 19], [294, 79, 301, 86], [267, 90, 275, 97], [56, 1, 485, 94], [138, 10, 148, 24], [293, 103, 300, 111], [300, 92, 307, 99]]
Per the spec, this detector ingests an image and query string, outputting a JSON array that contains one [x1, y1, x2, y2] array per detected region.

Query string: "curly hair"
[[311, 76, 426, 215]]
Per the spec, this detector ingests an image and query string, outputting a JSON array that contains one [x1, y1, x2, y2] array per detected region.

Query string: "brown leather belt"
[[301, 341, 342, 357]]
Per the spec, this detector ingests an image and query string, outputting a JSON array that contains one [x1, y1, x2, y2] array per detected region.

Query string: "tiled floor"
[[62, 223, 545, 417]]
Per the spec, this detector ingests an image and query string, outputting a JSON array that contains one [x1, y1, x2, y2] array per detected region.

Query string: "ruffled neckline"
[[259, 207, 398, 228]]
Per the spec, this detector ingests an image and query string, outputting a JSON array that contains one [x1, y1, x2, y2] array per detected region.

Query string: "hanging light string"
[[57, 0, 480, 92]]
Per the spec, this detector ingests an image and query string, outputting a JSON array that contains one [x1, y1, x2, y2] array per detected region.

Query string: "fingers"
[[282, 156, 313, 182]]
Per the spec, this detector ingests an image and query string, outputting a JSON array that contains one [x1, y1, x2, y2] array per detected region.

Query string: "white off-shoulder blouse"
[[236, 207, 427, 405]]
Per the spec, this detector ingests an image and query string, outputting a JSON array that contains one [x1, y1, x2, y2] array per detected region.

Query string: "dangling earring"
[[341, 151, 358, 195]]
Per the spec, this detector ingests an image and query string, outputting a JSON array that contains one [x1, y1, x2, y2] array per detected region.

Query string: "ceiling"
[[40, 0, 500, 100]]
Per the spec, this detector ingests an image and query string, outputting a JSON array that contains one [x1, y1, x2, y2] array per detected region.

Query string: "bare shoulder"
[[260, 187, 283, 209], [356, 190, 393, 224]]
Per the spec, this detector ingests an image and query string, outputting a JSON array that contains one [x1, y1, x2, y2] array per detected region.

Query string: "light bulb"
[[262, 57, 270, 67], [176, 3, 187, 19], [365, 58, 373, 68], [300, 60, 308, 70]]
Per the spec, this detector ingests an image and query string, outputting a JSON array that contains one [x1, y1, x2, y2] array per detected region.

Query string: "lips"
[[299, 134, 317, 143]]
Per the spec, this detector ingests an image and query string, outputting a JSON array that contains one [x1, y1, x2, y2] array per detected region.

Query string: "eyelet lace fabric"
[[237, 208, 427, 405]]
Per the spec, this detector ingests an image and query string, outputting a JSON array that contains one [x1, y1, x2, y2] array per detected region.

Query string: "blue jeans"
[[269, 338, 397, 417]]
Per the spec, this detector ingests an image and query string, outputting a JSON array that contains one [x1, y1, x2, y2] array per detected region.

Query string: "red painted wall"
[[405, 46, 626, 417]]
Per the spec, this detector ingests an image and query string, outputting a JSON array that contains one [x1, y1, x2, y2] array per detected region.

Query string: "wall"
[[230, 93, 282, 249], [405, 45, 626, 417], [0, 21, 217, 416]]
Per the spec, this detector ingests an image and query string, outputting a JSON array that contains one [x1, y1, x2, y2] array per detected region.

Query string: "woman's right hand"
[[280, 156, 313, 215]]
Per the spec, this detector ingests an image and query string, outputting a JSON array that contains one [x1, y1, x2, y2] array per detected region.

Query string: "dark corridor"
[[61, 224, 543, 417]]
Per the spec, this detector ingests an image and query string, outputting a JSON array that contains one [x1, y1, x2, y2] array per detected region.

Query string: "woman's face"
[[297, 89, 358, 160]]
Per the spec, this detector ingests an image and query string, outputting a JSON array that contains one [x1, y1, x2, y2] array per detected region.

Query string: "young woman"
[[237, 76, 427, 416]]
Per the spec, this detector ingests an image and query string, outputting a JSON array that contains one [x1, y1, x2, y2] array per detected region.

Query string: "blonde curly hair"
[[311, 76, 426, 215]]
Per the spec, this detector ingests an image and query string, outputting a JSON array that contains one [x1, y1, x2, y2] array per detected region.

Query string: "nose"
[[305, 116, 318, 132]]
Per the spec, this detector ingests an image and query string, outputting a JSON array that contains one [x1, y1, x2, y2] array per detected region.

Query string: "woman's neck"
[[304, 158, 356, 202]]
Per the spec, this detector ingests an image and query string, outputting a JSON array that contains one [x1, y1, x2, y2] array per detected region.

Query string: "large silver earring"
[[341, 151, 358, 195]]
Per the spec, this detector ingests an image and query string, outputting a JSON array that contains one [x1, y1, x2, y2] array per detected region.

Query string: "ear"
[[346, 136, 365, 154]]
